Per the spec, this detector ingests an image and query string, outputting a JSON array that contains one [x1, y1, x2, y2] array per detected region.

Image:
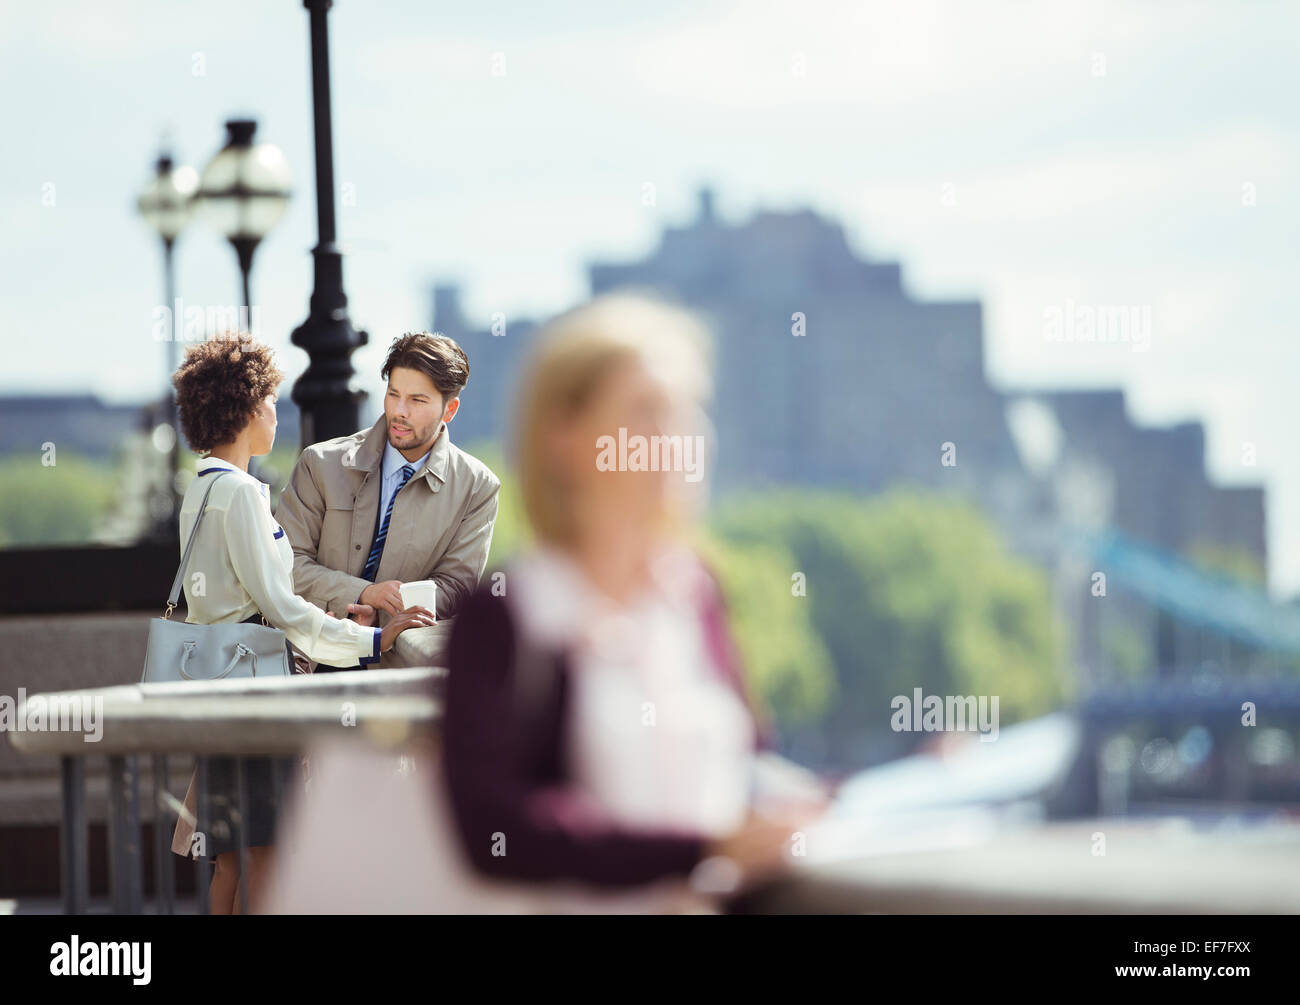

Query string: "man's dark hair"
[[381, 331, 469, 401]]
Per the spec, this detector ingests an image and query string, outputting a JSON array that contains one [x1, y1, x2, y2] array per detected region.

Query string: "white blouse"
[[178, 456, 381, 667], [507, 545, 756, 838]]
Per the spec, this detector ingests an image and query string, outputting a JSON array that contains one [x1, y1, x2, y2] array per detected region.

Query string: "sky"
[[3, 0, 1299, 593]]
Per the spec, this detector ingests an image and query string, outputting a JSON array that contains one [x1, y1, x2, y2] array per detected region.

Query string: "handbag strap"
[[164, 469, 231, 617]]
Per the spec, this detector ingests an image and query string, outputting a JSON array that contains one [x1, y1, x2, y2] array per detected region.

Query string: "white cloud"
[[625, 0, 1189, 108]]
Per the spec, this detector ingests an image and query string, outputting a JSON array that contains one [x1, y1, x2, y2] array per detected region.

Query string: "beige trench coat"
[[274, 416, 500, 666]]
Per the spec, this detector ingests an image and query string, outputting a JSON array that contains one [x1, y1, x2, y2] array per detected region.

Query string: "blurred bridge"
[[1083, 528, 1300, 652]]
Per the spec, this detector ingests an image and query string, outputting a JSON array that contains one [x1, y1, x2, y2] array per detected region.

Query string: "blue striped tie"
[[362, 464, 415, 581]]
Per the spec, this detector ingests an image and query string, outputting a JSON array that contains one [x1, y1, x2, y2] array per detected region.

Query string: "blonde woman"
[[169, 335, 435, 913], [440, 295, 822, 910]]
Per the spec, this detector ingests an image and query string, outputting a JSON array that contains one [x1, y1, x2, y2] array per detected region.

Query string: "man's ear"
[[442, 396, 460, 424]]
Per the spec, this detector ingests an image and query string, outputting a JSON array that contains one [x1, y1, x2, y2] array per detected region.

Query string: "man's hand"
[[359, 580, 404, 617]]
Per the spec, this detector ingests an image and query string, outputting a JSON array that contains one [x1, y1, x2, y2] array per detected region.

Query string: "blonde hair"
[[510, 293, 713, 545]]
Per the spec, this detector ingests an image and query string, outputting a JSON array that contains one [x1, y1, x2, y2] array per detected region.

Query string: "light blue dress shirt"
[[378, 439, 431, 518], [351, 440, 434, 663]]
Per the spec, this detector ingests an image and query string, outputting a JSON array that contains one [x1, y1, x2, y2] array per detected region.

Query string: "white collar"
[[382, 440, 431, 481], [195, 455, 267, 498], [197, 455, 241, 473]]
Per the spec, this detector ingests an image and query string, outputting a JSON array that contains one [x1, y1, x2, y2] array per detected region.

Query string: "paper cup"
[[399, 580, 437, 618]]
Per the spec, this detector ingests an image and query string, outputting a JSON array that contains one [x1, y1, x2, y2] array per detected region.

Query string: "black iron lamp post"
[[136, 150, 198, 530], [290, 0, 369, 450], [196, 119, 292, 316]]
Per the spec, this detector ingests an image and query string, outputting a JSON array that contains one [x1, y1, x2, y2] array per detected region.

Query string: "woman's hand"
[[345, 602, 377, 627], [702, 806, 822, 890], [379, 605, 437, 653]]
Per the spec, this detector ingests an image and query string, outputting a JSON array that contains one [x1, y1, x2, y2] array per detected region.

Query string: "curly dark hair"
[[172, 334, 284, 452], [381, 331, 469, 400]]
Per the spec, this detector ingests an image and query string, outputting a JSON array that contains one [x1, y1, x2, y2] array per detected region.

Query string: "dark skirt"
[[198, 755, 302, 857], [186, 615, 303, 858]]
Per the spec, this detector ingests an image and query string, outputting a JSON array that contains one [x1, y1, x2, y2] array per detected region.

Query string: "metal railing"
[[10, 667, 1300, 914], [9, 668, 440, 915]]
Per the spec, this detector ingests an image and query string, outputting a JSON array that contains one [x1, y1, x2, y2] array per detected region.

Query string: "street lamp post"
[[136, 150, 198, 532], [196, 119, 292, 321], [291, 0, 369, 450]]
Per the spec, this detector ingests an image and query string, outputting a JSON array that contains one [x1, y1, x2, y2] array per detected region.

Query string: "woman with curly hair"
[[168, 333, 436, 913]]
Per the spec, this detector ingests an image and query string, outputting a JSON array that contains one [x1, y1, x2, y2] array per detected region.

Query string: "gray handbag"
[[141, 469, 292, 683]]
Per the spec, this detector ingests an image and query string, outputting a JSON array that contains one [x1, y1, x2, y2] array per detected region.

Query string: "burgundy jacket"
[[440, 568, 769, 888]]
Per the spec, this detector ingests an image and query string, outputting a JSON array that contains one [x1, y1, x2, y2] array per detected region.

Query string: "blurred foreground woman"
[[441, 295, 820, 910]]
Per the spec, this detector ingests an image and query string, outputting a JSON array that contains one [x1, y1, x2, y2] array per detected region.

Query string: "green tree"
[[462, 442, 530, 569], [0, 452, 120, 546], [694, 533, 836, 726], [456, 451, 1063, 759], [713, 489, 1067, 762]]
